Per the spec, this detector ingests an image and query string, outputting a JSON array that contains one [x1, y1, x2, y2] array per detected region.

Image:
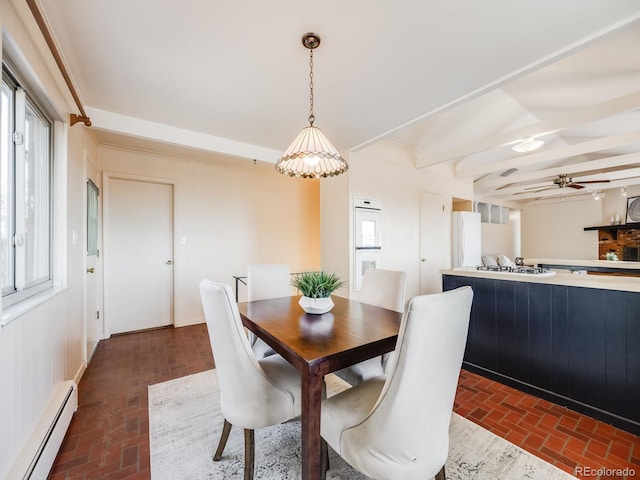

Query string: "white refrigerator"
[[452, 211, 481, 268]]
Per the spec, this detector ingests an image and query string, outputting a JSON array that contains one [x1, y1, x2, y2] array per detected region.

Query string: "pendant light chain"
[[308, 48, 315, 126]]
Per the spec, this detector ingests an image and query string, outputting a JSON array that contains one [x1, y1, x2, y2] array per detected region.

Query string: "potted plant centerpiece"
[[291, 271, 346, 314]]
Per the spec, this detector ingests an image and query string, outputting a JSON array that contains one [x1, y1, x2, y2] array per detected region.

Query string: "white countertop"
[[526, 258, 640, 270], [441, 268, 640, 293]]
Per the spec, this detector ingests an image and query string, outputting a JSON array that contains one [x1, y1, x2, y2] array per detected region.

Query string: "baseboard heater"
[[7, 380, 78, 480]]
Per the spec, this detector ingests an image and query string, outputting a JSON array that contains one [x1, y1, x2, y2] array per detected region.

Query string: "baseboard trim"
[[73, 362, 87, 386]]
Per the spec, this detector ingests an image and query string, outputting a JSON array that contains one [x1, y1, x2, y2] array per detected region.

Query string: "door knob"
[[86, 267, 95, 273], [166, 260, 173, 265], [421, 258, 427, 262]]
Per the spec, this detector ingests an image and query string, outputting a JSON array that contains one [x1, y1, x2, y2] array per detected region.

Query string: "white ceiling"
[[36, 0, 640, 203]]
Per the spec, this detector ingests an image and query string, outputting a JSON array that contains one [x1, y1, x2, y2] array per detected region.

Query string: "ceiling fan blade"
[[575, 179, 611, 184], [568, 184, 585, 189]]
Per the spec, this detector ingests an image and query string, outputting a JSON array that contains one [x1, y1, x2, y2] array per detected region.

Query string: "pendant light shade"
[[276, 33, 348, 179], [276, 125, 348, 178]]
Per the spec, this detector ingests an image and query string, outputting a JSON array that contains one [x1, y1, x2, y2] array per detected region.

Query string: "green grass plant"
[[291, 271, 346, 298]]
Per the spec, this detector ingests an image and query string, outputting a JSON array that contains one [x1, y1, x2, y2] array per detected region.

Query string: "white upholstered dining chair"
[[199, 280, 302, 480], [246, 263, 292, 359], [335, 268, 406, 385], [321, 286, 473, 480]]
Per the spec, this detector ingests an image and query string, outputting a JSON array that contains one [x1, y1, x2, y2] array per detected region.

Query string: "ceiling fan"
[[522, 174, 611, 193]]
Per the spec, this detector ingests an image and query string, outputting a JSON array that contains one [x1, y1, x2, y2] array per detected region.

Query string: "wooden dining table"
[[237, 294, 402, 480]]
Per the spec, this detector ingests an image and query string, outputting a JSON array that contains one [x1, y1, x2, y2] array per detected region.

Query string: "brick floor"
[[455, 369, 640, 480], [49, 323, 639, 479], [48, 325, 214, 480]]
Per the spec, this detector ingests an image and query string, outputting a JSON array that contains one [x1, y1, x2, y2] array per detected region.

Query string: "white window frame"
[[2, 64, 53, 306]]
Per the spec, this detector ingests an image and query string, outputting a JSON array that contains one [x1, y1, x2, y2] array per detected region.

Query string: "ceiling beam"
[[492, 175, 640, 201], [483, 167, 640, 198], [518, 177, 640, 204], [415, 91, 640, 169], [457, 128, 640, 178], [475, 151, 640, 192], [521, 179, 640, 205], [85, 107, 282, 163]]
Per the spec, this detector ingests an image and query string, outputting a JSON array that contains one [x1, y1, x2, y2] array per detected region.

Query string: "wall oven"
[[354, 198, 382, 291]]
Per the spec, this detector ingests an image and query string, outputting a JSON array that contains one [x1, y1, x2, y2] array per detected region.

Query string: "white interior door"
[[419, 191, 445, 294], [85, 161, 101, 360], [106, 178, 173, 335]]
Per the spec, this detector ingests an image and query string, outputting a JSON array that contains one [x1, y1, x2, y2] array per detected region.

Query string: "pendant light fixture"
[[275, 33, 348, 178]]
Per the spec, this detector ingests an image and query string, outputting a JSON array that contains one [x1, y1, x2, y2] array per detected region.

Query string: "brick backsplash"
[[598, 227, 640, 260]]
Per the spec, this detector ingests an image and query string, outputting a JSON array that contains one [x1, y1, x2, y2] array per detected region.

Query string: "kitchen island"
[[442, 268, 640, 434]]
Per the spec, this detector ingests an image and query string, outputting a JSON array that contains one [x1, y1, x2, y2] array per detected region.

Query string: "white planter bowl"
[[299, 296, 334, 314]]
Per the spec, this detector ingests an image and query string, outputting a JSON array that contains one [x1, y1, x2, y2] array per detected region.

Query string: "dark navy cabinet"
[[443, 274, 640, 434]]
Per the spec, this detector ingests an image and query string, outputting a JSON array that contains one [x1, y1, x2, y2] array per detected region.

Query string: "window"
[[474, 201, 510, 224], [476, 202, 489, 222], [1, 65, 53, 304]]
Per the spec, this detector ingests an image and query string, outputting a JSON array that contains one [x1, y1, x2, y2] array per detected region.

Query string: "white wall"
[[602, 184, 640, 225], [98, 146, 321, 326], [514, 183, 640, 261], [319, 169, 350, 298], [0, 293, 69, 477], [492, 185, 640, 262], [321, 142, 474, 301], [0, 2, 95, 476], [521, 197, 602, 259], [481, 223, 514, 259]]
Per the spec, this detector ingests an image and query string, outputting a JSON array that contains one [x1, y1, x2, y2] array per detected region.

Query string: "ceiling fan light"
[[512, 137, 544, 153]]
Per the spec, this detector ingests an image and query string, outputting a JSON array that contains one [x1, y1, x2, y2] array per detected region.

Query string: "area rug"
[[149, 370, 577, 480]]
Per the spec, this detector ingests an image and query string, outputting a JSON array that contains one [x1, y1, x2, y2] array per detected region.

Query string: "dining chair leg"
[[244, 429, 255, 480], [321, 438, 329, 479], [435, 464, 446, 480], [213, 419, 232, 461]]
